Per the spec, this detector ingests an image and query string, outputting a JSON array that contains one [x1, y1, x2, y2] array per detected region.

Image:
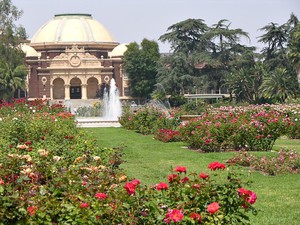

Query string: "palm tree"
[[224, 62, 268, 103], [0, 62, 26, 101], [259, 67, 296, 102]]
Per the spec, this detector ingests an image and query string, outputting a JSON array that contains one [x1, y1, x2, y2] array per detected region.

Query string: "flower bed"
[[0, 99, 258, 224], [179, 104, 300, 152], [227, 149, 300, 175]]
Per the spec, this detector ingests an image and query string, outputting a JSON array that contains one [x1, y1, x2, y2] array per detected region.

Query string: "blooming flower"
[[180, 176, 190, 183], [208, 162, 226, 170], [207, 202, 220, 214], [174, 166, 187, 173], [130, 179, 141, 186], [156, 182, 169, 190], [95, 192, 107, 200], [38, 149, 49, 157], [80, 202, 89, 208], [25, 141, 32, 145], [27, 205, 37, 216], [199, 173, 209, 179], [168, 174, 178, 183], [191, 184, 201, 189], [124, 182, 136, 195], [53, 156, 61, 162], [17, 144, 28, 150], [164, 209, 184, 223], [238, 188, 257, 207], [118, 174, 127, 182], [189, 212, 202, 223], [248, 192, 257, 204]]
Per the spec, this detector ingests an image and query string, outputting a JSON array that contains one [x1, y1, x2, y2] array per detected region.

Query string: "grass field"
[[86, 127, 300, 225]]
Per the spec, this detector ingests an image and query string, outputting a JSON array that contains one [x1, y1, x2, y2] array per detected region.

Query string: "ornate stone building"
[[22, 14, 129, 101]]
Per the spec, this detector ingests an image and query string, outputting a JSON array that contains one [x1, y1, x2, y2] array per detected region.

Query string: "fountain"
[[75, 78, 122, 127], [102, 78, 122, 120]]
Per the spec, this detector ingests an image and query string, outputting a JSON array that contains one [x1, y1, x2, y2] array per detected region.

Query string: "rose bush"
[[227, 149, 300, 175], [179, 105, 295, 152], [119, 106, 181, 135], [0, 99, 258, 224]]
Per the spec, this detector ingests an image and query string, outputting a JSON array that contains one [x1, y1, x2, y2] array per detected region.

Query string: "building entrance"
[[70, 86, 81, 99]]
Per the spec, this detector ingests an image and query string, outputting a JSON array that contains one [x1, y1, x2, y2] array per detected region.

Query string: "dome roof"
[[31, 14, 116, 44], [110, 43, 128, 57]]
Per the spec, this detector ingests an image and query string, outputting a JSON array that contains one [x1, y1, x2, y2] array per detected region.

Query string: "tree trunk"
[[297, 66, 300, 84]]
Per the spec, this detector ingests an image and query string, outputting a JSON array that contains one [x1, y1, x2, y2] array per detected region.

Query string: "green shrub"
[[179, 105, 292, 152], [0, 99, 259, 224]]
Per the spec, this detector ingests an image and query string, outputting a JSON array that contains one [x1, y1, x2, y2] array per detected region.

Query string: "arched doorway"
[[87, 77, 99, 99], [53, 78, 65, 99], [70, 78, 82, 99]]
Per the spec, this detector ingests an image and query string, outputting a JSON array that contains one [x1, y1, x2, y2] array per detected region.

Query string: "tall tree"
[[156, 52, 197, 95], [159, 18, 210, 54], [258, 13, 299, 101], [207, 19, 250, 54], [0, 0, 27, 100], [157, 18, 255, 98], [288, 23, 300, 83], [0, 0, 25, 46], [123, 39, 160, 98]]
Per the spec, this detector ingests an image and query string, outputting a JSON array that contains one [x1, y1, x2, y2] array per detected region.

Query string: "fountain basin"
[[76, 117, 121, 128]]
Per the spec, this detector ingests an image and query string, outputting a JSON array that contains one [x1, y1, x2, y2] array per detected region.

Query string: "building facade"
[[22, 14, 129, 101]]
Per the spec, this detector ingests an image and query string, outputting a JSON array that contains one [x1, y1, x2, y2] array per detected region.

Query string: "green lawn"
[[86, 127, 300, 225]]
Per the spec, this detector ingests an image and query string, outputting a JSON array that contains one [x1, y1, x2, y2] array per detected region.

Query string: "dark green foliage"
[[123, 39, 160, 98]]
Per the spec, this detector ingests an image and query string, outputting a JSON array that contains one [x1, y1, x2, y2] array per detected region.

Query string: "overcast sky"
[[12, 0, 300, 53]]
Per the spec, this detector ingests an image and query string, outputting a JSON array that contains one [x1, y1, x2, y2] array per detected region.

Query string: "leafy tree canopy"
[[0, 0, 27, 100], [123, 39, 160, 98]]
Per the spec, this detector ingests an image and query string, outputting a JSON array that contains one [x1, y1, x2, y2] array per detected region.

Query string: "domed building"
[[24, 14, 129, 101]]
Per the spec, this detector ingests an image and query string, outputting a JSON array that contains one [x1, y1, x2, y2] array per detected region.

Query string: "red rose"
[[124, 182, 136, 195], [238, 188, 257, 207], [208, 162, 226, 170], [80, 202, 89, 208], [238, 188, 252, 196], [180, 176, 190, 183], [25, 141, 32, 145], [156, 182, 169, 190], [95, 192, 107, 200], [248, 192, 257, 204], [199, 172, 209, 179], [168, 174, 178, 183], [174, 166, 187, 173], [27, 206, 37, 216], [207, 202, 220, 214], [130, 179, 140, 186], [190, 212, 202, 223], [164, 209, 184, 223]]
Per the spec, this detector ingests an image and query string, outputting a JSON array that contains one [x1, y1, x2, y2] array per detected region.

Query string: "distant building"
[[22, 14, 130, 100]]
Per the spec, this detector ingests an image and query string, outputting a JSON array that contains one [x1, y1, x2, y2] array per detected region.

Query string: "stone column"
[[50, 84, 53, 100], [81, 84, 87, 100], [65, 84, 70, 100]]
